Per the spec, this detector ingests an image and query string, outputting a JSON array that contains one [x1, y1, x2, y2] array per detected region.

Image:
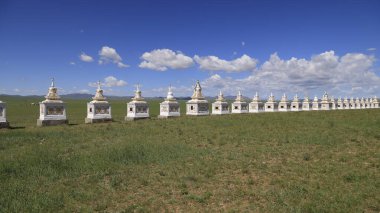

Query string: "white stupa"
[[0, 100, 9, 128], [290, 94, 302, 111], [349, 97, 356, 109], [264, 93, 277, 112], [85, 81, 112, 124], [159, 86, 180, 118], [360, 97, 366, 109], [343, 97, 350, 109], [336, 97, 344, 109], [125, 85, 149, 121], [37, 78, 68, 126], [365, 98, 370, 108], [212, 91, 229, 115], [231, 91, 248, 114], [330, 96, 337, 110], [278, 93, 290, 112], [302, 96, 312, 111], [373, 96, 379, 108], [312, 95, 320, 110], [355, 97, 361, 109], [249, 92, 264, 113], [320, 91, 331, 110], [186, 80, 209, 116]]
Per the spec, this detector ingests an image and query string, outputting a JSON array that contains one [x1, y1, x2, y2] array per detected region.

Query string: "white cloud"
[[200, 51, 380, 97], [367, 48, 376, 51], [69, 61, 76, 65], [194, 54, 258, 72], [88, 76, 127, 88], [98, 46, 129, 68], [241, 41, 245, 46], [139, 49, 194, 71], [79, 52, 94, 62]]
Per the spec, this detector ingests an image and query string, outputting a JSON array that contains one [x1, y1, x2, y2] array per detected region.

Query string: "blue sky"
[[0, 0, 379, 98]]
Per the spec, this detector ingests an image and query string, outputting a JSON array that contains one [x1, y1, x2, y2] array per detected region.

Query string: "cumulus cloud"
[[200, 51, 380, 97], [194, 54, 258, 72], [98, 46, 129, 68], [367, 47, 376, 51], [139, 49, 194, 71], [88, 76, 127, 88], [79, 52, 94, 62]]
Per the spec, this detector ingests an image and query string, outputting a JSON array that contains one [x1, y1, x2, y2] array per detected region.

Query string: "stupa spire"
[[253, 92, 259, 101], [165, 85, 176, 101], [45, 78, 61, 101], [216, 90, 225, 101], [92, 80, 106, 101], [191, 80, 204, 100], [235, 91, 244, 102], [132, 84, 144, 101]]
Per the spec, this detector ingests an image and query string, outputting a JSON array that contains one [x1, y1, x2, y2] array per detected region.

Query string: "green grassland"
[[0, 96, 379, 212]]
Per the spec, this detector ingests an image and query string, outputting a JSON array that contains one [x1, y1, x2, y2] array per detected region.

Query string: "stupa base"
[[211, 112, 230, 115], [157, 115, 180, 119], [37, 119, 68, 127], [0, 122, 10, 129], [85, 117, 113, 124], [124, 116, 149, 121]]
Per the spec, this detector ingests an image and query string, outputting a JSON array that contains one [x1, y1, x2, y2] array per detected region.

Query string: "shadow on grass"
[[9, 126, 26, 129]]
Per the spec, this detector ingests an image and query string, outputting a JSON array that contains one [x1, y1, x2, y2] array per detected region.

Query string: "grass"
[[0, 96, 379, 212]]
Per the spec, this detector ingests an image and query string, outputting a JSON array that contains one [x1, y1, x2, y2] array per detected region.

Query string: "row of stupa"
[[0, 79, 379, 128]]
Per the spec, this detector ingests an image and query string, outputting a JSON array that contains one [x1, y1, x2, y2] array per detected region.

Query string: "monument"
[[373, 96, 379, 108], [278, 93, 290, 112], [337, 97, 344, 109], [159, 86, 180, 118], [355, 97, 361, 109], [37, 78, 68, 126], [264, 93, 277, 112], [85, 81, 112, 124], [360, 97, 366, 109], [302, 96, 312, 111], [186, 80, 209, 116], [0, 100, 9, 128], [330, 96, 337, 110], [212, 91, 229, 115], [320, 91, 331, 110], [350, 97, 356, 109], [125, 85, 149, 121], [231, 91, 248, 114], [312, 95, 320, 110], [249, 92, 264, 113], [290, 94, 302, 111], [365, 98, 370, 108], [343, 97, 350, 109]]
